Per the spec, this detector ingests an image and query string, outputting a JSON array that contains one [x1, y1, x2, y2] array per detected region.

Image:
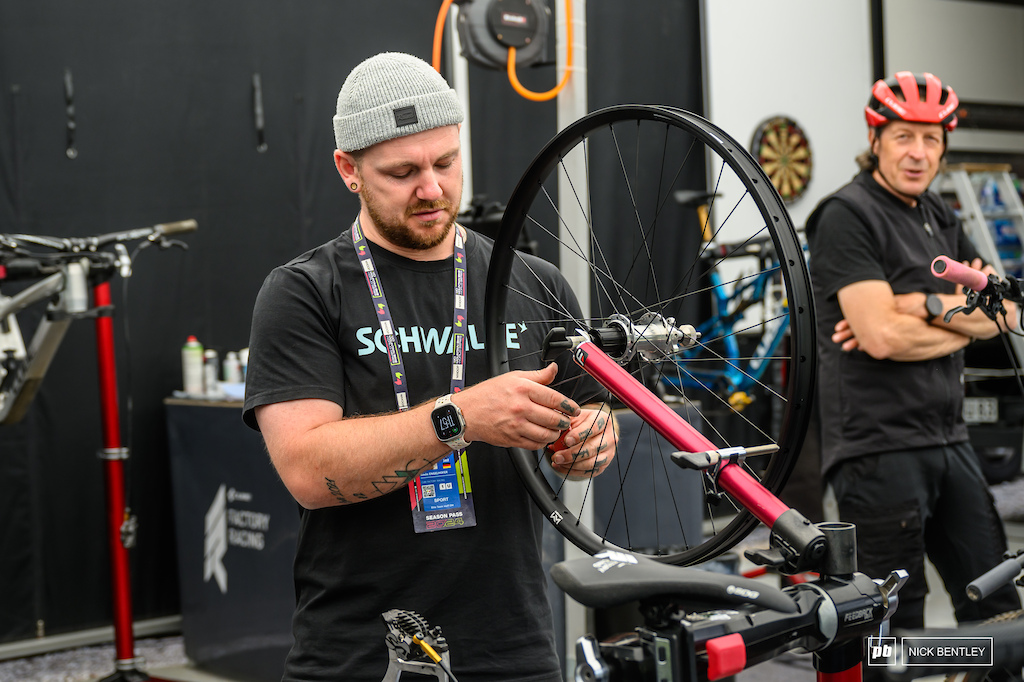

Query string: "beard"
[[363, 183, 456, 251]]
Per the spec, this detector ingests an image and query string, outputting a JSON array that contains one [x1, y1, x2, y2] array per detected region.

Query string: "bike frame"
[[662, 266, 790, 397], [0, 223, 195, 681]]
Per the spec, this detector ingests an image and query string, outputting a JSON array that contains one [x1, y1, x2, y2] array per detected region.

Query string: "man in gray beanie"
[[243, 52, 617, 682]]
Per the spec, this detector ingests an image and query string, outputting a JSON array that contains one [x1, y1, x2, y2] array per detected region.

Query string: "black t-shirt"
[[807, 170, 979, 474], [244, 226, 593, 682]]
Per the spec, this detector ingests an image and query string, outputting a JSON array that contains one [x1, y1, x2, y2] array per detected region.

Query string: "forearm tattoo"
[[325, 458, 434, 505], [324, 477, 350, 504], [372, 462, 424, 495]]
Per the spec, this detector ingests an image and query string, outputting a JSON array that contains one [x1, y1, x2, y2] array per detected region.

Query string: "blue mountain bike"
[[656, 232, 806, 415]]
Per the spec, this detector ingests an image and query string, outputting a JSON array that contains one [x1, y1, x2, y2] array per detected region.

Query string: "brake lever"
[[155, 237, 189, 251]]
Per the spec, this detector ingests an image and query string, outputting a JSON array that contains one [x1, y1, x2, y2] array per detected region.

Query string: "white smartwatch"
[[430, 394, 469, 452]]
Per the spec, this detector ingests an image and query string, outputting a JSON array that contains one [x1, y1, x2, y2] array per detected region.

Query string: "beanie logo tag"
[[393, 105, 419, 128]]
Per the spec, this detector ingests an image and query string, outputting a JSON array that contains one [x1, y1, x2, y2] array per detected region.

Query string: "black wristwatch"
[[925, 293, 943, 324], [431, 394, 469, 452]]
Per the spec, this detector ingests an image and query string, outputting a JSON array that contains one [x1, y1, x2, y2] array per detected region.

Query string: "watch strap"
[[925, 293, 943, 324]]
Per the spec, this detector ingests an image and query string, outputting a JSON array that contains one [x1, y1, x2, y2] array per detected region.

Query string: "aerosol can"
[[181, 336, 204, 396]]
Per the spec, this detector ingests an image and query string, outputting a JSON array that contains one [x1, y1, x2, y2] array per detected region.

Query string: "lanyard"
[[351, 217, 468, 406], [351, 216, 476, 533]]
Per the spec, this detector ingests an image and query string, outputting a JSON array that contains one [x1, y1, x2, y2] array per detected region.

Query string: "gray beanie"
[[333, 52, 465, 152]]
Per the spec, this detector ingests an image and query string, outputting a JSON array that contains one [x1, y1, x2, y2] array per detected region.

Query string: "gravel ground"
[[0, 636, 187, 682]]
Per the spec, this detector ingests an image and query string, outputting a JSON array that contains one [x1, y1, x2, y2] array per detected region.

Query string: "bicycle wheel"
[[485, 104, 816, 565]]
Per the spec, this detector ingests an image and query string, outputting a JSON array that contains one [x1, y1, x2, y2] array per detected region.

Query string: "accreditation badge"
[[409, 451, 477, 532]]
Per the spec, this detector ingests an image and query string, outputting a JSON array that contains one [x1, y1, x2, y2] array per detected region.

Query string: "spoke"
[[528, 213, 651, 321], [653, 359, 775, 445], [669, 338, 790, 407], [532, 176, 637, 318], [609, 122, 664, 313], [651, 129, 699, 229], [695, 310, 787, 346]]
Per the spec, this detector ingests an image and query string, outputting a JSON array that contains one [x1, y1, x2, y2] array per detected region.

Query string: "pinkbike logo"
[[867, 637, 896, 666]]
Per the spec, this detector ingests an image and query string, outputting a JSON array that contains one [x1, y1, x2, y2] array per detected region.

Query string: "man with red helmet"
[[806, 71, 1020, 635]]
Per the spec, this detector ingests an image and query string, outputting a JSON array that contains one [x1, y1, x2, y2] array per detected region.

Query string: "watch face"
[[432, 404, 464, 440]]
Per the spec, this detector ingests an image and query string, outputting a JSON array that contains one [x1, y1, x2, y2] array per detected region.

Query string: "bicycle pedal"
[[728, 391, 753, 411]]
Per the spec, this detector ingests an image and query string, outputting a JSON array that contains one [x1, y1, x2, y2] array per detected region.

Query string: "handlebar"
[[3, 219, 197, 254], [967, 553, 1024, 602], [1, 219, 197, 283], [929, 254, 1024, 325], [931, 255, 993, 293]]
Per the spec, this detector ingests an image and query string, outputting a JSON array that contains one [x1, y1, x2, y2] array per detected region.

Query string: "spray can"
[[182, 336, 205, 396], [223, 351, 243, 383], [204, 349, 222, 397]]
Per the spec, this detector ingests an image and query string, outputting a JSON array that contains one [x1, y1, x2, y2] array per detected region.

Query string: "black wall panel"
[[0, 0, 702, 644]]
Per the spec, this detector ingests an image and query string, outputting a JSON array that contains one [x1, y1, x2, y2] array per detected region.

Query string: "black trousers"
[[829, 441, 1021, 630]]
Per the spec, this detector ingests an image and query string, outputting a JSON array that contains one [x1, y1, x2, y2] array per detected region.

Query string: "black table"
[[165, 398, 297, 682]]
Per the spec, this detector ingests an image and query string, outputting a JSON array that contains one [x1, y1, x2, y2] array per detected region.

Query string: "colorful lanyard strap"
[[351, 216, 475, 532], [350, 217, 468, 405]]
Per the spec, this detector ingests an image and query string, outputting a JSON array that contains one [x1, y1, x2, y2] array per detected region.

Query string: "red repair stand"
[[93, 281, 170, 682]]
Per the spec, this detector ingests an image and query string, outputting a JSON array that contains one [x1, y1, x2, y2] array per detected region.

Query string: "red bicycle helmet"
[[865, 71, 959, 131]]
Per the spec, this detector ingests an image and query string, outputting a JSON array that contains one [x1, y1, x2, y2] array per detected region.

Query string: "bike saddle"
[[551, 551, 797, 613]]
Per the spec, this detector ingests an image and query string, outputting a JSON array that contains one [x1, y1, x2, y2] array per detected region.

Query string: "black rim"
[[485, 104, 816, 565]]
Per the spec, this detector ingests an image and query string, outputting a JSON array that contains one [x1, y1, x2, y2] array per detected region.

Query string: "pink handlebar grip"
[[931, 255, 989, 292]]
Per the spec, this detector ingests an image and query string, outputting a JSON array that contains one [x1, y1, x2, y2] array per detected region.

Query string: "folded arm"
[[834, 279, 970, 361]]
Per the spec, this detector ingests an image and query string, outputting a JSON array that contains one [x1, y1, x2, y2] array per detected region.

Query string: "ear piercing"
[[350, 182, 359, 191]]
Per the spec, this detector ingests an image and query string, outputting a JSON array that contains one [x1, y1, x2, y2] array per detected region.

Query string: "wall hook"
[[64, 69, 77, 159], [252, 73, 268, 153]]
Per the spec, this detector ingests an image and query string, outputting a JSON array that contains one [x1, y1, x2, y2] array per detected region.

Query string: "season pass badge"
[[410, 452, 477, 532]]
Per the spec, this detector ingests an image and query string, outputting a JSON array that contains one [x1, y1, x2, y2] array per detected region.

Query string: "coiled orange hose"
[[432, 0, 574, 102], [507, 0, 573, 101]]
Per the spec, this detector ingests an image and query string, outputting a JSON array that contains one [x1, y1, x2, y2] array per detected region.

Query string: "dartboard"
[[751, 116, 812, 203]]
